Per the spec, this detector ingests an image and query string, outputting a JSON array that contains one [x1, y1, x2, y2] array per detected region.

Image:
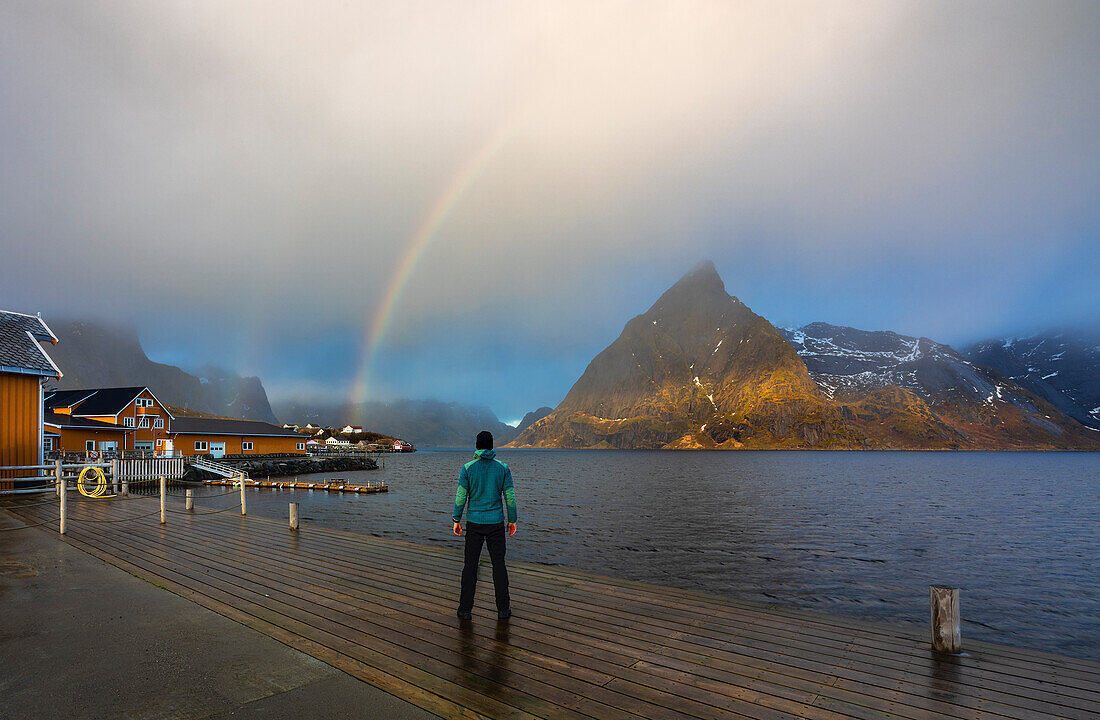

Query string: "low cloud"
[[1, 1, 1097, 417]]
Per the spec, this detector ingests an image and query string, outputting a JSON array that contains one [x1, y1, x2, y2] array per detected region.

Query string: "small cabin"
[[169, 417, 307, 457]]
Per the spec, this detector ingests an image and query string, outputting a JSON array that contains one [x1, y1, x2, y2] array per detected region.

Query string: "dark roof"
[[43, 411, 128, 431], [44, 389, 98, 410], [45, 387, 148, 416], [0, 310, 60, 377], [170, 417, 304, 438]]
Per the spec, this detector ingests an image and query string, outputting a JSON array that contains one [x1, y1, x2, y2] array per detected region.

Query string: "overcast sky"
[[1, 1, 1098, 422]]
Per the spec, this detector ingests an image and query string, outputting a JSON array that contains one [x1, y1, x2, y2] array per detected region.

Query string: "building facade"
[[168, 417, 306, 457], [0, 311, 61, 490], [45, 386, 172, 454]]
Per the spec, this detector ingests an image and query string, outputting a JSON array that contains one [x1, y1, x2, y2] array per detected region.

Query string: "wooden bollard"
[[111, 459, 119, 495], [289, 502, 299, 531], [239, 472, 247, 516], [185, 489, 194, 511], [159, 476, 167, 525], [121, 476, 128, 496], [58, 467, 66, 535], [930, 585, 961, 653]]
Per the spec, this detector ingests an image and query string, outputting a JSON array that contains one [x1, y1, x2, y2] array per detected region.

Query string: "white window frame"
[[86, 440, 95, 452], [138, 417, 150, 428], [296, 442, 305, 451], [134, 441, 153, 451], [44, 437, 54, 451], [153, 418, 164, 429], [123, 416, 135, 427], [242, 441, 253, 451], [194, 441, 208, 451]]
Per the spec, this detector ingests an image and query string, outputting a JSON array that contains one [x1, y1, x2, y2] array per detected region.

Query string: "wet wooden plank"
[[4, 498, 1099, 720]]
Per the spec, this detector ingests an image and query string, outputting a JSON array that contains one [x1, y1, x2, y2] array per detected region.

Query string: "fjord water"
[[234, 450, 1100, 660]]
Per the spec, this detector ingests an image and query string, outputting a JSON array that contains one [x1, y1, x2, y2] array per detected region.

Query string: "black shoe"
[[497, 609, 511, 620], [456, 610, 472, 620]]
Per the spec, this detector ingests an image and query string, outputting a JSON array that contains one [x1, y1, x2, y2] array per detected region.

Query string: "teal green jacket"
[[452, 449, 517, 525]]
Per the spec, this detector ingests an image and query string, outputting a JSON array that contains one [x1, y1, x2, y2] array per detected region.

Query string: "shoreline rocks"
[[183, 455, 378, 482]]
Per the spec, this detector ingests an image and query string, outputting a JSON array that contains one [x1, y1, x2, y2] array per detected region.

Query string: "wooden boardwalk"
[[4, 495, 1099, 720]]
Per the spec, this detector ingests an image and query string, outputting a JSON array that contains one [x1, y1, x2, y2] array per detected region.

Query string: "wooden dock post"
[[930, 585, 961, 653], [185, 489, 193, 511], [289, 502, 299, 530], [58, 464, 66, 535], [239, 472, 246, 516], [111, 459, 119, 495], [54, 459, 62, 498], [121, 475, 128, 496], [160, 476, 167, 525]]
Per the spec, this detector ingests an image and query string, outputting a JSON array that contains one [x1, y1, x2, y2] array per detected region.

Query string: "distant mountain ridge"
[[272, 398, 519, 448], [516, 407, 554, 433], [511, 262, 1098, 450], [47, 319, 278, 423], [964, 331, 1100, 430]]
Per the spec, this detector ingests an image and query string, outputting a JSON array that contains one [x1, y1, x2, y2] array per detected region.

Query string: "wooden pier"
[[203, 477, 388, 494], [3, 497, 1097, 720]]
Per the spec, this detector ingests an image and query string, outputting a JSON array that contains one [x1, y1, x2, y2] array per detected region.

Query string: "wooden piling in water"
[[289, 502, 299, 530], [930, 584, 961, 653], [160, 476, 166, 524], [239, 472, 246, 516], [185, 488, 193, 511]]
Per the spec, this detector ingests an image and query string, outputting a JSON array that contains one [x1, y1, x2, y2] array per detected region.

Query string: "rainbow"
[[347, 108, 528, 412]]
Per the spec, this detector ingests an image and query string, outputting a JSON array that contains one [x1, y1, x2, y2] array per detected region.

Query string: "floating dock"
[[203, 478, 387, 494], [3, 497, 1097, 720]]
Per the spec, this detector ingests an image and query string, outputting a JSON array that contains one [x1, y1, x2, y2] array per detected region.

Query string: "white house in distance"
[[325, 436, 351, 447], [339, 425, 363, 435]]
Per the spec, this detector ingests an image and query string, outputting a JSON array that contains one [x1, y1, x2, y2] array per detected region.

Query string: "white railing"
[[118, 456, 184, 480], [188, 456, 247, 479]]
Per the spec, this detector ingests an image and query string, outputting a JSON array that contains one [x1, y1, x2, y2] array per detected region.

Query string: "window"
[[242, 442, 253, 451], [153, 418, 164, 429], [156, 439, 165, 447], [44, 438, 54, 451], [135, 398, 153, 408], [194, 441, 208, 451], [296, 443, 305, 451], [135, 442, 153, 451], [86, 440, 95, 452], [123, 416, 135, 427], [138, 417, 150, 428]]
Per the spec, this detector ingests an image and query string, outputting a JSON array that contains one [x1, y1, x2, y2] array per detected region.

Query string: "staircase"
[[188, 456, 249, 479]]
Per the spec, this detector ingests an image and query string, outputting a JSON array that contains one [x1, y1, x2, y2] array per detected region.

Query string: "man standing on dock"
[[452, 430, 517, 621]]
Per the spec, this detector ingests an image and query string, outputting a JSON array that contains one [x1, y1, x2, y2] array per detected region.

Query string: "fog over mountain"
[[1, 3, 1097, 420]]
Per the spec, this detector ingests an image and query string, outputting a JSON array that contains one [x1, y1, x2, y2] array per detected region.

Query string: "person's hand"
[[507, 523, 517, 536], [453, 522, 462, 536]]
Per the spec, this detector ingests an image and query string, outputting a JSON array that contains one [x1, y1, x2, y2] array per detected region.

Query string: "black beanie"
[[475, 431, 494, 450]]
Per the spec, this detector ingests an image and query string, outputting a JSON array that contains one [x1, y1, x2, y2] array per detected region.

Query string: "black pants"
[[459, 521, 510, 614]]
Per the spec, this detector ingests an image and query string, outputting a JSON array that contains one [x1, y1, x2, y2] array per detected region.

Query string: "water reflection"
[[201, 449, 1100, 660]]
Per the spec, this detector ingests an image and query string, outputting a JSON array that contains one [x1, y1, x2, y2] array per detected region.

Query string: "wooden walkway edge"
[[4, 496, 1098, 720]]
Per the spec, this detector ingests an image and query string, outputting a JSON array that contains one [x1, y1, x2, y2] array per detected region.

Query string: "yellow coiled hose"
[[77, 465, 113, 497]]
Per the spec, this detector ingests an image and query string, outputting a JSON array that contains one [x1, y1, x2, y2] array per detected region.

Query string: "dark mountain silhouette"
[[46, 319, 278, 423], [516, 407, 554, 433], [964, 331, 1100, 430]]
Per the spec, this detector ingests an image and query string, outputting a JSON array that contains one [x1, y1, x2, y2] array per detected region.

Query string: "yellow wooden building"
[[168, 417, 307, 457], [0, 311, 61, 490], [45, 386, 173, 454]]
